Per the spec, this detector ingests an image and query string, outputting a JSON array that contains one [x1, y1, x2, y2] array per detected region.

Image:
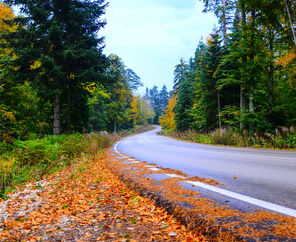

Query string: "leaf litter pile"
[[108, 151, 296, 241], [0, 153, 205, 241]]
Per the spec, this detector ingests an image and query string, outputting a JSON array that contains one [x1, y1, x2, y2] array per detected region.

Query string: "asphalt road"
[[115, 126, 296, 214]]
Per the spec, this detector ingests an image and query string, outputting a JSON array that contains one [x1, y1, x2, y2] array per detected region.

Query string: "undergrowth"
[[161, 128, 296, 150], [0, 132, 115, 199], [0, 125, 155, 199]]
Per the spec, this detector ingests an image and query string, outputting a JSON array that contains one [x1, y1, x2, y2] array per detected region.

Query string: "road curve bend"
[[114, 126, 296, 216]]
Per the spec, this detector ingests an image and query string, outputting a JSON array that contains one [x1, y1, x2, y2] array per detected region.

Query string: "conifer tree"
[[3, 0, 108, 134]]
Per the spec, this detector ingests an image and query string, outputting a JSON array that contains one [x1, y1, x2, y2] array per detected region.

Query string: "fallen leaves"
[[0, 152, 205, 241], [107, 151, 296, 241]]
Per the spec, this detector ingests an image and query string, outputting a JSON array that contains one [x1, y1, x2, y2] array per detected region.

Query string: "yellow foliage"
[[207, 36, 214, 47], [0, 3, 17, 60], [30, 60, 41, 70], [2, 111, 15, 122], [128, 95, 154, 126], [0, 2, 15, 34], [0, 156, 14, 174], [159, 95, 177, 131], [129, 95, 138, 126], [84, 83, 96, 93], [277, 50, 296, 68]]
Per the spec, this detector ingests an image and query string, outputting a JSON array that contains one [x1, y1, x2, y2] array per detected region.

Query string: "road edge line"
[[185, 180, 296, 218]]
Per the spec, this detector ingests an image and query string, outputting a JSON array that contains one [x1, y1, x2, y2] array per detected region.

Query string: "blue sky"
[[101, 0, 217, 93]]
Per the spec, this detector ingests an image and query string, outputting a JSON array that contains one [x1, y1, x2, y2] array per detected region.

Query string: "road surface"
[[115, 126, 296, 216]]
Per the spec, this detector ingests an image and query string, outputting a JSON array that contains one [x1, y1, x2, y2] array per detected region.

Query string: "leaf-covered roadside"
[[0, 152, 204, 241]]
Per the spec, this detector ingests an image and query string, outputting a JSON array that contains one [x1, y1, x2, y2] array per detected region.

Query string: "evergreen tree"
[[3, 0, 108, 134], [159, 85, 169, 112], [174, 59, 195, 131], [148, 86, 161, 124], [125, 69, 143, 90]]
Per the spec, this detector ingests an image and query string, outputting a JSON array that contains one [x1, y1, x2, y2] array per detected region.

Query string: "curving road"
[[115, 126, 296, 215]]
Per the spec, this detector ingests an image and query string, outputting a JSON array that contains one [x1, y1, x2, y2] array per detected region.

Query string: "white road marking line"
[[115, 137, 296, 218], [185, 180, 296, 218], [149, 168, 161, 171], [166, 174, 186, 179]]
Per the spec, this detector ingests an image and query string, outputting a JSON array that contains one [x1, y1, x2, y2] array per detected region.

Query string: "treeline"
[[144, 85, 171, 124], [161, 0, 296, 144], [0, 1, 156, 149]]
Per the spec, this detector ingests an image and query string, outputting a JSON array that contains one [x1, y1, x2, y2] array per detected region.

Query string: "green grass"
[[0, 133, 111, 199], [0, 124, 154, 199], [161, 128, 296, 150]]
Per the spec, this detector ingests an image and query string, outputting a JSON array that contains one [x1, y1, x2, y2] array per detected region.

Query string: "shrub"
[[58, 134, 87, 160], [0, 156, 15, 197], [210, 128, 243, 146], [0, 132, 113, 199]]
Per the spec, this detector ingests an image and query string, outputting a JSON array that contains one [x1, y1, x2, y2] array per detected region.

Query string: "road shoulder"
[[107, 149, 296, 241]]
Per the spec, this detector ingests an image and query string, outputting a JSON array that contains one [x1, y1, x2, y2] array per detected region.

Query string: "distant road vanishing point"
[[115, 126, 296, 218]]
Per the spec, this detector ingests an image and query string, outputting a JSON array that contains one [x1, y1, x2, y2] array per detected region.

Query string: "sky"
[[101, 0, 217, 94]]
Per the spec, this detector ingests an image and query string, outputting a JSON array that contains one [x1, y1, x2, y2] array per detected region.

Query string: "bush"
[[0, 132, 113, 199], [0, 156, 15, 197], [162, 127, 296, 150], [58, 134, 86, 160], [209, 128, 248, 146]]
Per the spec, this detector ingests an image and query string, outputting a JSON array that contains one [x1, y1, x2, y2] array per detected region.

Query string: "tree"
[[200, 0, 236, 45], [174, 59, 195, 131], [159, 95, 177, 131], [129, 95, 154, 126], [3, 0, 108, 134], [148, 86, 161, 124], [173, 59, 188, 93], [104, 54, 132, 133], [125, 69, 143, 90], [159, 85, 169, 112], [0, 3, 49, 143]]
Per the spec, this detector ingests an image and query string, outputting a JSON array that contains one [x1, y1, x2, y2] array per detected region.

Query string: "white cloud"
[[101, 0, 217, 93]]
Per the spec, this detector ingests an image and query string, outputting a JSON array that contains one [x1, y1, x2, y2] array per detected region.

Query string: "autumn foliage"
[[159, 95, 177, 131], [0, 151, 204, 241]]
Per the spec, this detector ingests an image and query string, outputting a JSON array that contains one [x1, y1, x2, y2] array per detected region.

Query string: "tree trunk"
[[268, 30, 274, 106], [53, 93, 60, 135], [114, 117, 117, 134], [240, 87, 245, 130], [240, 3, 247, 131], [217, 89, 222, 129], [67, 90, 71, 132], [284, 0, 296, 48], [249, 9, 256, 136], [222, 0, 227, 45]]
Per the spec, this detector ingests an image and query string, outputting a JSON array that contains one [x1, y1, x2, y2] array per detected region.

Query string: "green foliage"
[[163, 128, 296, 150], [3, 0, 108, 134], [0, 133, 111, 198], [168, 0, 296, 146], [144, 85, 170, 124]]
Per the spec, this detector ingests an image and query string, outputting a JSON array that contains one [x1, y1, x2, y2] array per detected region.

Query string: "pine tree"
[[3, 0, 108, 134], [125, 69, 143, 90], [174, 59, 195, 131], [159, 85, 169, 113]]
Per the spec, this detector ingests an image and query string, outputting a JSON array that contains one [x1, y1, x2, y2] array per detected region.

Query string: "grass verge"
[[0, 142, 203, 241], [0, 124, 155, 199], [0, 133, 114, 199], [161, 128, 296, 150]]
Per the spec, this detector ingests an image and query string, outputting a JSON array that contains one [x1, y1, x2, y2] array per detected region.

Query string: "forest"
[[160, 0, 296, 149], [0, 0, 172, 196], [0, 1, 169, 147]]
